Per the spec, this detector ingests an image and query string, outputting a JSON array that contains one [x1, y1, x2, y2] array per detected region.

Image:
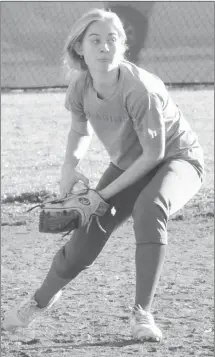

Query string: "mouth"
[[97, 58, 111, 62]]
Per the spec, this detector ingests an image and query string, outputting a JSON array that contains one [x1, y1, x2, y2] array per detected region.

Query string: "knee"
[[53, 245, 95, 280], [133, 195, 169, 245]]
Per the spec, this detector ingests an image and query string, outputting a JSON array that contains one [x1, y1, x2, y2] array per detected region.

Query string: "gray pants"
[[35, 159, 203, 308]]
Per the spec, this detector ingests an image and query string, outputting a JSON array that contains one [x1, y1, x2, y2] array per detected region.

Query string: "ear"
[[74, 41, 83, 56]]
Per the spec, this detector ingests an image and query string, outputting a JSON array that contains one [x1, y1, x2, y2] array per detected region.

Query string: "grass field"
[[1, 87, 214, 356]]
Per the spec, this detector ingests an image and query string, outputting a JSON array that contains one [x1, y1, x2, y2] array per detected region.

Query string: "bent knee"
[[53, 246, 95, 279], [133, 198, 169, 245]]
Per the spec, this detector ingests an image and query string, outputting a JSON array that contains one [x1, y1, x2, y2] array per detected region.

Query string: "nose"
[[100, 43, 110, 52]]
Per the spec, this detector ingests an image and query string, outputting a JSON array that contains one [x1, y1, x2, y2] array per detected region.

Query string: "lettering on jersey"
[[85, 110, 129, 123]]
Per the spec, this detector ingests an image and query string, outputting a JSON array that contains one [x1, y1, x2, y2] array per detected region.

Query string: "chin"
[[106, 62, 119, 71], [95, 64, 114, 73]]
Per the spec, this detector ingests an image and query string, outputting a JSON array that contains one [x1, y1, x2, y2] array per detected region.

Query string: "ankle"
[[134, 303, 151, 313]]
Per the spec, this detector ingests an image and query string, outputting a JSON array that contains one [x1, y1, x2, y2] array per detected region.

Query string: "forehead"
[[85, 20, 119, 36]]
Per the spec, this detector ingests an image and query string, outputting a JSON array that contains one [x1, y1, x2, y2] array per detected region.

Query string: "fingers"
[[60, 180, 74, 197], [60, 173, 89, 197], [77, 173, 90, 187], [59, 188, 67, 197]]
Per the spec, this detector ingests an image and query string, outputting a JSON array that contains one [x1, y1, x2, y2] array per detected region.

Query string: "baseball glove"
[[28, 189, 110, 236]]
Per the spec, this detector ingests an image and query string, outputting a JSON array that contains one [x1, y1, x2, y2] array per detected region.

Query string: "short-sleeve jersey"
[[65, 61, 204, 176]]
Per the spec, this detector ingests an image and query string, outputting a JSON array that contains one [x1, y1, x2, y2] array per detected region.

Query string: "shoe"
[[130, 305, 162, 342], [2, 290, 62, 331]]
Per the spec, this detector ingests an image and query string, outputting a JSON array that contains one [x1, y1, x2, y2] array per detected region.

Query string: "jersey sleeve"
[[65, 74, 87, 122]]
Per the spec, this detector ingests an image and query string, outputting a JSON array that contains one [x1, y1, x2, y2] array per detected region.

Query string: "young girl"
[[3, 8, 204, 342]]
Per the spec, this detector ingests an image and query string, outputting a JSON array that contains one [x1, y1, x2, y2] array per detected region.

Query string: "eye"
[[109, 37, 117, 43], [92, 39, 100, 44]]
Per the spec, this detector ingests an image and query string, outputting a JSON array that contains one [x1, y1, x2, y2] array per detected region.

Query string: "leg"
[[4, 163, 144, 330], [133, 160, 202, 311], [35, 163, 141, 307], [135, 244, 166, 312]]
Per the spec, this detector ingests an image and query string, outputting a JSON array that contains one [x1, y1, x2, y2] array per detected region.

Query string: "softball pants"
[[35, 159, 203, 309]]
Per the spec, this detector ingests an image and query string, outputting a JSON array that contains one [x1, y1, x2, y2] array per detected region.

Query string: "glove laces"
[[86, 215, 106, 234]]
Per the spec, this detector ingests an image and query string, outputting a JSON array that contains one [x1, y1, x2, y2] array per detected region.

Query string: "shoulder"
[[120, 62, 149, 112], [120, 61, 168, 110], [65, 71, 90, 112], [65, 71, 89, 109], [121, 61, 165, 94], [67, 70, 88, 94]]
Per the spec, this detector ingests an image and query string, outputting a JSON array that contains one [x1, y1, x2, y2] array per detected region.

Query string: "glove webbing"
[[27, 201, 107, 236]]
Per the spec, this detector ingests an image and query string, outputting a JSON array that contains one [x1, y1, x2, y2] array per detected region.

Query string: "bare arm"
[[60, 113, 94, 194], [63, 111, 94, 167], [63, 122, 93, 167]]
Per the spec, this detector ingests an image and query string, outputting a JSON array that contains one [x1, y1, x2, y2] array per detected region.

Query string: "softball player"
[[3, 9, 204, 342]]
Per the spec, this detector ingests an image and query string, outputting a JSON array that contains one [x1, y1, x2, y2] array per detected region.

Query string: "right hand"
[[60, 164, 89, 197]]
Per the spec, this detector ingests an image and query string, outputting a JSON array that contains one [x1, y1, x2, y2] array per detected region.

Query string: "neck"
[[90, 67, 120, 90]]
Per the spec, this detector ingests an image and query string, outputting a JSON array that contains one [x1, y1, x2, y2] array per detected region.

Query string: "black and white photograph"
[[1, 1, 214, 356]]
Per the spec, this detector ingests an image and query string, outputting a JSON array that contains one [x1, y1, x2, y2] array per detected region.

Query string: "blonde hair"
[[63, 8, 128, 74]]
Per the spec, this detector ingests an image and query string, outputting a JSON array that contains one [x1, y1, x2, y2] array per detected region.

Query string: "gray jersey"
[[65, 61, 204, 175]]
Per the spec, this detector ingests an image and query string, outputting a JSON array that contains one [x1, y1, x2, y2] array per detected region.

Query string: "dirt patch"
[[1, 213, 214, 357]]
